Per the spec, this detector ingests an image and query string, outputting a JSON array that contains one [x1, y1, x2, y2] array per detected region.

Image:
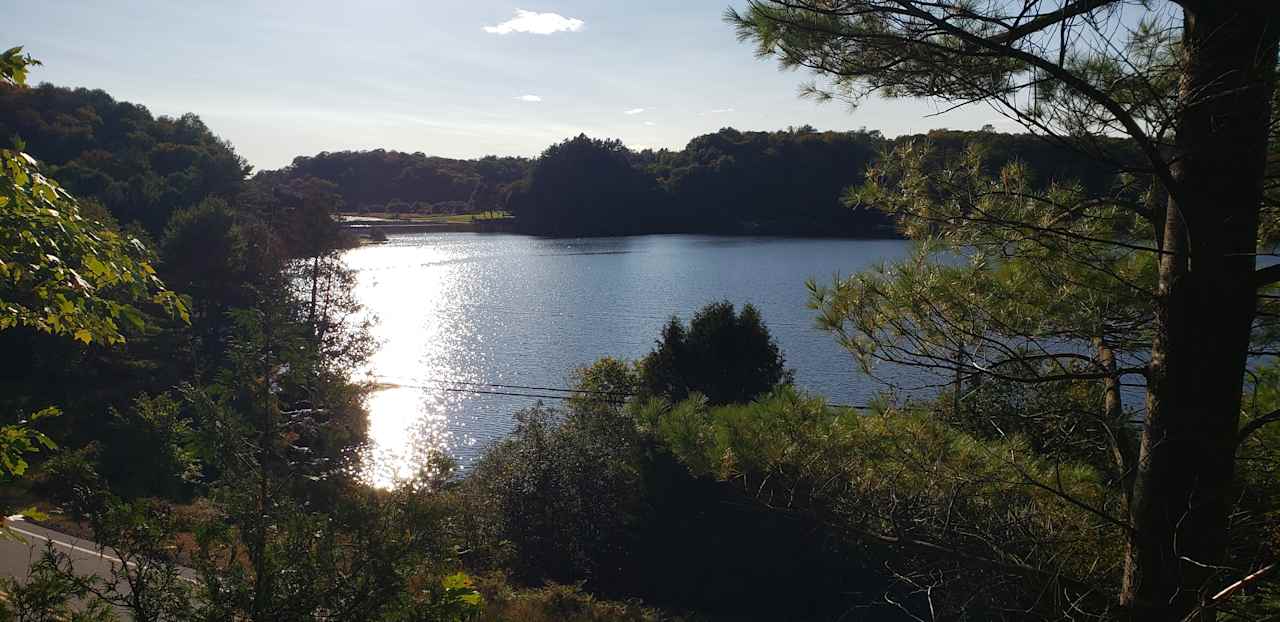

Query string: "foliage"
[[639, 387, 1127, 619], [508, 135, 664, 236], [0, 82, 250, 235], [254, 150, 529, 216], [472, 575, 679, 622], [77, 499, 196, 621], [102, 393, 202, 500], [0, 408, 56, 480], [1, 146, 187, 345], [0, 47, 186, 504], [0, 544, 116, 622], [464, 400, 647, 585], [640, 301, 792, 406], [462, 355, 893, 620], [730, 2, 1280, 618], [1228, 362, 1280, 617], [495, 126, 1119, 237], [194, 481, 473, 621], [31, 442, 107, 519], [0, 47, 38, 89]]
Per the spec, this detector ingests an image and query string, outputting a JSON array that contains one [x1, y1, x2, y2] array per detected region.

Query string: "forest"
[[3, 1, 1280, 621], [250, 126, 1126, 238]]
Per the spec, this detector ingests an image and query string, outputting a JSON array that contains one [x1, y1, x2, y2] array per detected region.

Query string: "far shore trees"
[[728, 1, 1280, 619]]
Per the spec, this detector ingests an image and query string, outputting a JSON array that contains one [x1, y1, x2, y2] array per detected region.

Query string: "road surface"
[[1, 516, 130, 584], [1, 516, 197, 614]]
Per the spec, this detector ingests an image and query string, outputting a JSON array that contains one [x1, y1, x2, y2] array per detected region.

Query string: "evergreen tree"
[[728, 2, 1280, 618], [641, 301, 792, 406]]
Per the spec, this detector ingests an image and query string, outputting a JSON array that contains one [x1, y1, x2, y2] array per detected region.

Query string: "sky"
[[10, 0, 1017, 171]]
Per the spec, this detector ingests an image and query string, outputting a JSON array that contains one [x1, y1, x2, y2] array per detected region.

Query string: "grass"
[[342, 211, 512, 224]]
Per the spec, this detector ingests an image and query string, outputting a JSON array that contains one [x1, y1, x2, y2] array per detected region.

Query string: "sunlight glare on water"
[[345, 239, 481, 486], [344, 233, 917, 487]]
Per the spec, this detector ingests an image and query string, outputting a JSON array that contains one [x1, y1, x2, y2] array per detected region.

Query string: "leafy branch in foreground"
[[0, 46, 187, 496]]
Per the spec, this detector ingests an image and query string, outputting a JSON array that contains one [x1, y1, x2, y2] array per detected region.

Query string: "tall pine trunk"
[[1123, 5, 1278, 620]]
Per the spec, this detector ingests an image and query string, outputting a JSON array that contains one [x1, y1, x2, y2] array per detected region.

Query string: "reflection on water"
[[345, 233, 914, 486]]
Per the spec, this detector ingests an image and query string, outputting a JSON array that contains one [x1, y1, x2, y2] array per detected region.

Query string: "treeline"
[[256, 126, 1130, 238], [510, 126, 1126, 237], [254, 150, 531, 215], [0, 83, 250, 235], [0, 83, 1130, 241]]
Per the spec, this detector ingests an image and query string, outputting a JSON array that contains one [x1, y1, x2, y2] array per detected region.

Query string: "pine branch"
[[985, 0, 1120, 46]]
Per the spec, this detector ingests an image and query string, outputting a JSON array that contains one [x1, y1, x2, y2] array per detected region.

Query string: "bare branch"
[[1238, 408, 1280, 446], [986, 1, 1121, 46]]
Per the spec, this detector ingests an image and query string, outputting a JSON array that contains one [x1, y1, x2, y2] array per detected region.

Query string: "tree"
[[508, 134, 664, 236], [1, 46, 185, 488], [729, 2, 1280, 619], [640, 301, 792, 406], [0, 77, 251, 236]]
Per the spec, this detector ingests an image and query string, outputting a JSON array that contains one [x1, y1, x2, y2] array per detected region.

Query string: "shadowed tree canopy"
[[508, 134, 666, 236], [253, 150, 531, 215], [0, 47, 186, 486], [640, 301, 793, 406], [506, 127, 1120, 237], [0, 82, 250, 235], [730, 1, 1280, 620]]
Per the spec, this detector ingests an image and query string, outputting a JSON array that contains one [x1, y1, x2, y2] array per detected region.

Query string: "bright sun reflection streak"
[[344, 238, 475, 487]]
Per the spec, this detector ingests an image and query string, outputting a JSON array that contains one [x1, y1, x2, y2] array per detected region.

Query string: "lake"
[[344, 233, 917, 483]]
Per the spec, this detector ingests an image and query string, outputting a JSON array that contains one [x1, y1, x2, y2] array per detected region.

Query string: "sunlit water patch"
[[345, 233, 916, 486]]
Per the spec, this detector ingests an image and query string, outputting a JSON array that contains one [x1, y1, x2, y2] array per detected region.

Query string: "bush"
[[34, 443, 107, 520], [101, 392, 202, 501], [640, 387, 1128, 620], [640, 302, 792, 406], [473, 574, 683, 622], [461, 360, 891, 620]]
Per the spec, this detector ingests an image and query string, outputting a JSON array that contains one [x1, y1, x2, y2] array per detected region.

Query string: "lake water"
[[344, 233, 916, 483]]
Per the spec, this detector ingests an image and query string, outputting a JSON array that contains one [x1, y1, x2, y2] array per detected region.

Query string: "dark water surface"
[[344, 233, 914, 482]]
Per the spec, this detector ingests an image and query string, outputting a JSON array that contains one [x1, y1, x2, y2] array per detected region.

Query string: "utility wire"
[[374, 376, 871, 410], [376, 380, 621, 403], [374, 375, 635, 398]]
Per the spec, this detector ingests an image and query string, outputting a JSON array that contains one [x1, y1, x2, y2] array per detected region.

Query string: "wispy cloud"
[[623, 108, 646, 115], [484, 9, 584, 35], [643, 121, 657, 126], [703, 107, 735, 114], [516, 94, 543, 102]]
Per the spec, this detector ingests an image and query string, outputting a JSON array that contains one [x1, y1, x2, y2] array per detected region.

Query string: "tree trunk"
[[1123, 5, 1279, 620], [1096, 339, 1134, 505]]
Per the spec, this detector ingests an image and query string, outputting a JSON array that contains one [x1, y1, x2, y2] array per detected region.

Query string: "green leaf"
[[441, 572, 472, 590]]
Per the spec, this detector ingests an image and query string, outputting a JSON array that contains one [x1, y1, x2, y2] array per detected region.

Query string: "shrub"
[[640, 302, 792, 406]]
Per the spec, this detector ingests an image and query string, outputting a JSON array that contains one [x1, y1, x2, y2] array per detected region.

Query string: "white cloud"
[[704, 107, 735, 114], [516, 94, 543, 102], [623, 108, 646, 115], [643, 121, 657, 126], [484, 10, 584, 35]]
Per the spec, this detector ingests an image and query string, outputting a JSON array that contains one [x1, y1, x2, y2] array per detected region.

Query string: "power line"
[[375, 380, 623, 403], [374, 376, 871, 410], [374, 375, 636, 398]]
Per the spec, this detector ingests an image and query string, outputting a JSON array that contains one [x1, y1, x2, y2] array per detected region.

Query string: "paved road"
[[2, 516, 198, 615], [1, 517, 130, 584]]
